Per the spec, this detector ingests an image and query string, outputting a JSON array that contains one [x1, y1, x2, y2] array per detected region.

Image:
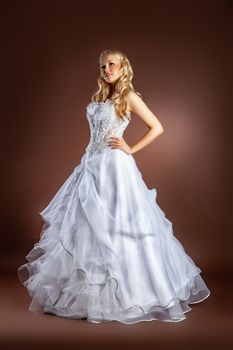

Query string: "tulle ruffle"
[[18, 147, 210, 323]]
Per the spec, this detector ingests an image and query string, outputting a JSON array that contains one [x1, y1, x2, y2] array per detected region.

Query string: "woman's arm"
[[126, 91, 164, 155], [107, 91, 164, 155]]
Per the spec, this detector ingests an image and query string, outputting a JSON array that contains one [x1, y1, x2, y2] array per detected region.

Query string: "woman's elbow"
[[150, 123, 164, 137], [155, 125, 164, 136]]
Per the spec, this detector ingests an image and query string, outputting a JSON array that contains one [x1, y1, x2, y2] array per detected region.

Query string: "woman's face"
[[99, 54, 122, 86]]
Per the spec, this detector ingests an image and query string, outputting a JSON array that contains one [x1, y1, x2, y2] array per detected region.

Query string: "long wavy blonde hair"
[[91, 49, 142, 120]]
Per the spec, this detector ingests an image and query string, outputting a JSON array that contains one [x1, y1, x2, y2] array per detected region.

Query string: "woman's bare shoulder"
[[124, 91, 142, 113]]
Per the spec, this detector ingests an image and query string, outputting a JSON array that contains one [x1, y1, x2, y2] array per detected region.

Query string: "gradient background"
[[1, 0, 232, 349]]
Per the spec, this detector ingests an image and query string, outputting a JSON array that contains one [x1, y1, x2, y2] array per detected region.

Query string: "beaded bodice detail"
[[85, 99, 131, 156]]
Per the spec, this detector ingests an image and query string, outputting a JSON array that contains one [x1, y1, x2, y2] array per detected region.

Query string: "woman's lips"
[[105, 74, 112, 77]]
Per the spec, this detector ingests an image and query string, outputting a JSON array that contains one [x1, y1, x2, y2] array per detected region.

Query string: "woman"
[[18, 48, 210, 324]]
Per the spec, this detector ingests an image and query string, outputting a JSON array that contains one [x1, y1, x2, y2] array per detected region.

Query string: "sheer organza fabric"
[[18, 100, 210, 323]]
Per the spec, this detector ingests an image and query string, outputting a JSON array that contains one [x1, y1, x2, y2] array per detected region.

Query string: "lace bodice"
[[85, 99, 131, 156]]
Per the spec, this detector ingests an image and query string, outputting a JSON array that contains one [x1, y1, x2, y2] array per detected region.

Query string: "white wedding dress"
[[18, 99, 210, 324]]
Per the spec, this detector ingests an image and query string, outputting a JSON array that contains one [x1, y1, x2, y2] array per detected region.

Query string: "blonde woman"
[[18, 48, 210, 324]]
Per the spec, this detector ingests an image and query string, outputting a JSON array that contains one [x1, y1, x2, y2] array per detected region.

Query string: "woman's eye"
[[100, 62, 114, 70]]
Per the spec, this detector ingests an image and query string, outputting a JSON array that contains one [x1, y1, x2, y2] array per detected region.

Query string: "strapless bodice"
[[85, 99, 131, 156]]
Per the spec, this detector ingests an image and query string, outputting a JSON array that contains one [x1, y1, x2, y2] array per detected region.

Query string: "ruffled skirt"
[[18, 147, 210, 323]]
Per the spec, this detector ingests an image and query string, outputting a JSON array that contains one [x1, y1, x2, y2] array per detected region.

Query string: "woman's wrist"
[[129, 146, 135, 155]]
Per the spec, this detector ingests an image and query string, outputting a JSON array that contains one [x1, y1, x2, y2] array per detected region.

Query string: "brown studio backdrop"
[[1, 0, 231, 292], [1, 1, 232, 350]]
